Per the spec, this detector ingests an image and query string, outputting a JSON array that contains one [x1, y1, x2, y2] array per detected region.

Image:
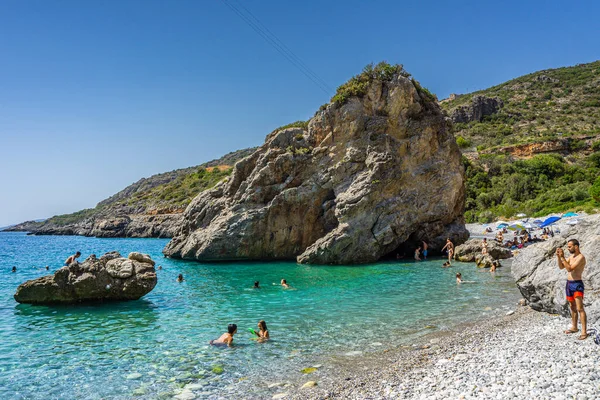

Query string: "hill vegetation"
[[443, 61, 600, 222]]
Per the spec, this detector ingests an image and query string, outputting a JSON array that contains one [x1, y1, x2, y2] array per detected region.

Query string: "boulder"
[[475, 254, 502, 269], [454, 238, 512, 262], [511, 215, 600, 324], [164, 65, 467, 264], [450, 95, 503, 123], [14, 252, 157, 304]]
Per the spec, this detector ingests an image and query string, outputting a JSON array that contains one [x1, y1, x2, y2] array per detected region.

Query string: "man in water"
[[414, 246, 421, 261], [12, 266, 17, 273], [456, 272, 462, 284], [253, 281, 260, 289], [556, 239, 588, 340], [64, 251, 81, 266], [281, 279, 290, 288], [177, 274, 184, 282], [441, 238, 454, 265], [422, 241, 428, 260], [209, 324, 237, 347]]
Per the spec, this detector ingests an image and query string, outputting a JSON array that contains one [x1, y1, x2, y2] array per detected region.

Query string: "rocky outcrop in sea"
[[14, 252, 157, 304], [511, 214, 600, 324], [454, 238, 511, 268], [164, 66, 468, 264]]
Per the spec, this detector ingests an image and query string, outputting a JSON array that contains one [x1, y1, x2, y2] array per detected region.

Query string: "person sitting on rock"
[[281, 279, 290, 289], [481, 238, 488, 255], [177, 274, 184, 282], [209, 324, 237, 347], [253, 281, 260, 289], [414, 246, 422, 261], [12, 266, 17, 273], [64, 251, 81, 266]]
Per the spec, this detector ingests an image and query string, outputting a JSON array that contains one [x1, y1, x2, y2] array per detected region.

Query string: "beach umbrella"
[[516, 213, 527, 218], [497, 223, 509, 229], [540, 216, 561, 228], [562, 212, 578, 218], [524, 223, 534, 229], [566, 219, 579, 225], [508, 223, 524, 231], [533, 219, 544, 226]]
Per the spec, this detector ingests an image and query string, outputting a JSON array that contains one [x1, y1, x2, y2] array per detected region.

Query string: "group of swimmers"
[[209, 320, 270, 347]]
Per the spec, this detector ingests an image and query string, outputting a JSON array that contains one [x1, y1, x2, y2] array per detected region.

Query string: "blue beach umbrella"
[[562, 212, 578, 218], [540, 216, 561, 228], [533, 219, 544, 226]]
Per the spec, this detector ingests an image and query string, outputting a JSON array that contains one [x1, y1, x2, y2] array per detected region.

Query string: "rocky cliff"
[[163, 64, 468, 264], [512, 214, 600, 324], [5, 148, 256, 238], [450, 95, 503, 123]]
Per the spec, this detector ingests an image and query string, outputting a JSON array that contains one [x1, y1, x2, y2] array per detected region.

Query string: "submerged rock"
[[164, 65, 467, 264], [14, 252, 157, 304], [511, 215, 600, 324]]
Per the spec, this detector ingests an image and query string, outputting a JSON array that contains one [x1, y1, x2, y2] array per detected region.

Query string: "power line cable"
[[220, 0, 333, 96], [230, 0, 334, 93]]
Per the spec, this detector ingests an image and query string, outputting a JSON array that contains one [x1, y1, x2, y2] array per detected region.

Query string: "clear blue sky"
[[0, 0, 598, 227]]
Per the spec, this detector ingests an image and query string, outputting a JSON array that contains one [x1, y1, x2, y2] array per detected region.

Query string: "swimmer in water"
[[209, 324, 237, 347], [254, 320, 270, 341], [177, 274, 184, 282], [456, 272, 462, 284], [158, 265, 162, 270], [12, 266, 17, 273], [253, 281, 260, 289], [281, 279, 289, 289]]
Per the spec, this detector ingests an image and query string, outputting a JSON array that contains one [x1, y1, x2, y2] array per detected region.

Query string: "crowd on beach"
[[492, 226, 557, 250]]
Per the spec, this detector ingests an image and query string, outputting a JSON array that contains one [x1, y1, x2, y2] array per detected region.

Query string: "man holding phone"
[[556, 239, 587, 340]]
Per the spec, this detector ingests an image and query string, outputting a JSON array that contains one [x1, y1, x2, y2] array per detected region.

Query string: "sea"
[[0, 232, 522, 399]]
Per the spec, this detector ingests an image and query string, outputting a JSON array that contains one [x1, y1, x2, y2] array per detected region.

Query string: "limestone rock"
[[450, 95, 503, 123], [454, 238, 512, 262], [475, 254, 502, 269], [511, 215, 600, 324], [164, 66, 467, 264], [14, 252, 157, 304], [128, 252, 155, 266]]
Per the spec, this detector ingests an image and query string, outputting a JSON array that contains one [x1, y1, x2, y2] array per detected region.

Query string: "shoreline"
[[281, 307, 597, 400]]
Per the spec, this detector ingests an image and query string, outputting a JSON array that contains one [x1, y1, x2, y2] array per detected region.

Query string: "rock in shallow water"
[[163, 67, 468, 264], [13, 252, 157, 304]]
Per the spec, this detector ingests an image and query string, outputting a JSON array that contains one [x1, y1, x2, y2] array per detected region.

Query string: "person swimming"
[[12, 266, 17, 273], [252, 320, 270, 341], [177, 274, 184, 282], [253, 281, 260, 289], [157, 265, 162, 270], [281, 279, 289, 289], [210, 324, 237, 347], [456, 272, 462, 284], [442, 262, 450, 268]]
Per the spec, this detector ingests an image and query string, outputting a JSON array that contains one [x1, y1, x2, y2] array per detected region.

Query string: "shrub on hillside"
[[591, 177, 600, 202], [456, 136, 472, 148]]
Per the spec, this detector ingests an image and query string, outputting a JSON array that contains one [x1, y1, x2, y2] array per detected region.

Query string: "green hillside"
[[442, 61, 600, 222]]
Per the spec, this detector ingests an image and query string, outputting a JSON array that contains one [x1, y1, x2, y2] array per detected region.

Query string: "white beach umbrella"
[[516, 213, 527, 218]]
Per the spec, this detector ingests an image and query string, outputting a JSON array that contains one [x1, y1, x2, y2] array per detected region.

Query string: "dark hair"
[[568, 239, 580, 247], [281, 279, 287, 284], [258, 320, 268, 331], [456, 272, 461, 277], [254, 281, 259, 287], [76, 251, 81, 256], [228, 323, 237, 334], [178, 274, 183, 280]]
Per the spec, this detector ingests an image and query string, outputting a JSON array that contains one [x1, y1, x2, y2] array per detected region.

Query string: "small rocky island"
[[14, 252, 158, 304], [164, 64, 468, 264]]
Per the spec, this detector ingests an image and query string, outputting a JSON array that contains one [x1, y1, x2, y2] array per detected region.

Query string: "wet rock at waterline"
[[14, 252, 157, 304]]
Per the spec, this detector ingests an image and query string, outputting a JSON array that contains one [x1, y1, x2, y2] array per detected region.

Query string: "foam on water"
[[0, 232, 521, 398]]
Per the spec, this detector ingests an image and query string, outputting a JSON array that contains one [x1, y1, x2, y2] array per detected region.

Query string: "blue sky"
[[0, 0, 598, 226]]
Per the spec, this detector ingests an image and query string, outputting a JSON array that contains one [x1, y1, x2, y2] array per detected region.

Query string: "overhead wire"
[[220, 0, 333, 96]]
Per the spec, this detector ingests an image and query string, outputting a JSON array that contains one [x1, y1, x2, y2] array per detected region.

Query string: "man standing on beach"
[[556, 239, 587, 340]]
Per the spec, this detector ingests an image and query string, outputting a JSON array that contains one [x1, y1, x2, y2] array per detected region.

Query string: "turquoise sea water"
[[0, 232, 521, 399]]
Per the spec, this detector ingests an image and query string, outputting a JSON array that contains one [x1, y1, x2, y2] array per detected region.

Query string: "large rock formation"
[[450, 95, 503, 123], [454, 238, 512, 262], [14, 252, 157, 304], [164, 66, 468, 264], [512, 215, 600, 324]]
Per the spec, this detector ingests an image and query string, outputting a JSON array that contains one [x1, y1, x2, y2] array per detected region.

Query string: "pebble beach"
[[288, 307, 599, 400]]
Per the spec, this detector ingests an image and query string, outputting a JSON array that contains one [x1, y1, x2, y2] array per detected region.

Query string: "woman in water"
[[177, 274, 184, 282], [281, 279, 289, 289], [456, 272, 462, 284], [210, 324, 237, 347], [253, 320, 270, 341]]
